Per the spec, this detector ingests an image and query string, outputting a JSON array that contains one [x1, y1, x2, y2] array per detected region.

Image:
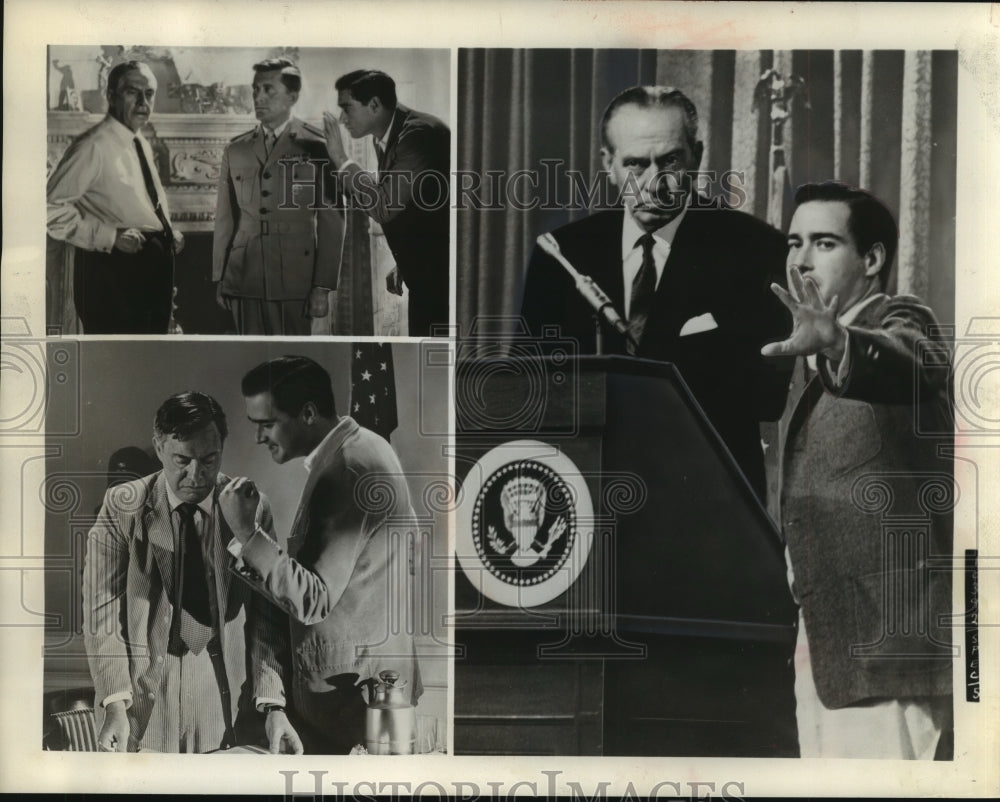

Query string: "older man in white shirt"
[[47, 60, 183, 333]]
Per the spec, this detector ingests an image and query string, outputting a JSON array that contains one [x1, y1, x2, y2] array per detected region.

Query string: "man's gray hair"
[[599, 85, 700, 152]]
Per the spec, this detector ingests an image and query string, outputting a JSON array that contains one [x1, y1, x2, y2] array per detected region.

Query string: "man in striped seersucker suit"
[[82, 391, 303, 753]]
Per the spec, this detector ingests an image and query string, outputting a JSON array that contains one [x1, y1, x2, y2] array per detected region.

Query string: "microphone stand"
[[536, 233, 636, 355]]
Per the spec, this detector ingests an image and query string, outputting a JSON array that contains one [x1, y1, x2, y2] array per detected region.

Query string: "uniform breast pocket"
[[230, 167, 257, 207]]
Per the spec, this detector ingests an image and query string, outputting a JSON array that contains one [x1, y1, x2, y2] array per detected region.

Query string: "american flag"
[[350, 343, 398, 441]]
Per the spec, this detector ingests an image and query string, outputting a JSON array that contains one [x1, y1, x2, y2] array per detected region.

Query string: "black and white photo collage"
[[1, 1, 997, 798]]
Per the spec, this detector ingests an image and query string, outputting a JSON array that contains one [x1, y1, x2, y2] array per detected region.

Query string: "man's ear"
[[300, 402, 319, 425], [368, 96, 382, 114], [864, 242, 886, 278], [152, 435, 165, 461], [600, 147, 617, 185], [289, 90, 300, 106]]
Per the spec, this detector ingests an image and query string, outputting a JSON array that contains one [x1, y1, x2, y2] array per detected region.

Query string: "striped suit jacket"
[[82, 471, 288, 750]]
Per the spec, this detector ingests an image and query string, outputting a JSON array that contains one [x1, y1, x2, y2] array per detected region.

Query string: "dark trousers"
[[229, 297, 311, 336], [407, 279, 449, 337], [74, 235, 173, 334]]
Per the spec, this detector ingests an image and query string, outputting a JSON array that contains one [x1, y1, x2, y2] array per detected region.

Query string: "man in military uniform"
[[213, 58, 344, 336]]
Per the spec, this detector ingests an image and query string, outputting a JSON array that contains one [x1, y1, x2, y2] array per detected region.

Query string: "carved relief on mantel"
[[47, 111, 258, 232]]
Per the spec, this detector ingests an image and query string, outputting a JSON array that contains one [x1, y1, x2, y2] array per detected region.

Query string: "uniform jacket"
[[781, 293, 954, 709], [521, 205, 794, 498], [238, 417, 422, 751], [82, 472, 288, 750], [213, 117, 344, 301]]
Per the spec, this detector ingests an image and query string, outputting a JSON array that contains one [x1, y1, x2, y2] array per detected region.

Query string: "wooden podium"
[[453, 356, 799, 756]]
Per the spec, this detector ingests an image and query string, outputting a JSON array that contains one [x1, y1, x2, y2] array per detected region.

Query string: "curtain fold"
[[457, 49, 656, 343]]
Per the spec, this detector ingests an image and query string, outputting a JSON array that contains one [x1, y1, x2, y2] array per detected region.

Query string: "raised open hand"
[[761, 265, 846, 361]]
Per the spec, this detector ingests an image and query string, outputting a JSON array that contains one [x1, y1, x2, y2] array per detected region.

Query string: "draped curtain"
[[457, 49, 657, 342]]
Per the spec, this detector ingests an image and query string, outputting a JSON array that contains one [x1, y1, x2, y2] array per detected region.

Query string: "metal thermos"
[[364, 670, 416, 755]]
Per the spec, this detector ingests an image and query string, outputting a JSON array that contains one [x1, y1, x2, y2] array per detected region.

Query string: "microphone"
[[536, 233, 636, 347]]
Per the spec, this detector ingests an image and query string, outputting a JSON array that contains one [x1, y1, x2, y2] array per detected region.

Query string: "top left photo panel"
[[45, 45, 451, 338]]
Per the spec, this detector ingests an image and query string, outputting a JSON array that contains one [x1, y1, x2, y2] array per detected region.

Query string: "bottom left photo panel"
[[40, 339, 451, 755]]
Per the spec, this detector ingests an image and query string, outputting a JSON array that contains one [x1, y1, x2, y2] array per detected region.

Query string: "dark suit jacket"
[[213, 117, 344, 301], [344, 104, 450, 307], [521, 205, 793, 498], [781, 294, 953, 709], [82, 472, 288, 751], [238, 418, 422, 753]]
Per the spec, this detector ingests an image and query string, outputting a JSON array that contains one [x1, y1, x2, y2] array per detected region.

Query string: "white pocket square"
[[679, 312, 718, 336]]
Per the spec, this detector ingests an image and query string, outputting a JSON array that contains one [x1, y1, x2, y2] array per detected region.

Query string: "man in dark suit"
[[520, 85, 799, 758], [83, 391, 302, 753], [213, 58, 344, 336], [323, 70, 450, 336], [521, 86, 792, 501], [763, 182, 953, 759]]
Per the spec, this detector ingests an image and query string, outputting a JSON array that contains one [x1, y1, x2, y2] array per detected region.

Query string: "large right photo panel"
[[452, 49, 958, 759]]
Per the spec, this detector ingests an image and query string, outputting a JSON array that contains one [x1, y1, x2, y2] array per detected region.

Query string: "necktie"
[[373, 141, 385, 168], [173, 502, 213, 655], [627, 233, 657, 355], [133, 138, 173, 242], [264, 129, 277, 157]]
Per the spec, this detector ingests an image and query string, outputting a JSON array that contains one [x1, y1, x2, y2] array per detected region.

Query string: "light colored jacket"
[[82, 471, 287, 749], [213, 117, 344, 301], [239, 418, 422, 748]]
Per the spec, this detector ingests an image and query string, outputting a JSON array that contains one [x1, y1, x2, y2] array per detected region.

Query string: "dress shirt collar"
[[260, 117, 292, 140], [165, 481, 215, 517], [620, 200, 688, 260], [105, 114, 144, 146], [303, 416, 353, 473], [375, 111, 397, 151]]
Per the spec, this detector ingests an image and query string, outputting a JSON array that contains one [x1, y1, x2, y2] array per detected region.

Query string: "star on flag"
[[350, 342, 398, 441]]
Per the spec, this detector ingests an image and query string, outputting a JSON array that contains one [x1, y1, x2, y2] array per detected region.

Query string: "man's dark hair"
[[153, 391, 228, 442], [253, 57, 302, 94], [335, 69, 397, 110], [793, 181, 899, 289], [241, 356, 336, 419], [106, 60, 153, 101], [599, 85, 700, 152]]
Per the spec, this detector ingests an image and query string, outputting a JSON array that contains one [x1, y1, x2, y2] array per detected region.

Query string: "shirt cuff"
[[255, 697, 286, 713], [102, 691, 133, 709], [97, 223, 118, 253], [241, 527, 284, 576]]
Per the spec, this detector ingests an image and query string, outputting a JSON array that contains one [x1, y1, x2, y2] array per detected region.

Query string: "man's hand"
[[322, 112, 348, 165], [97, 700, 129, 752], [761, 265, 847, 363], [114, 228, 146, 254], [307, 287, 330, 318], [214, 281, 232, 311], [386, 267, 404, 296], [265, 710, 304, 755], [219, 477, 260, 544], [173, 229, 185, 255]]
